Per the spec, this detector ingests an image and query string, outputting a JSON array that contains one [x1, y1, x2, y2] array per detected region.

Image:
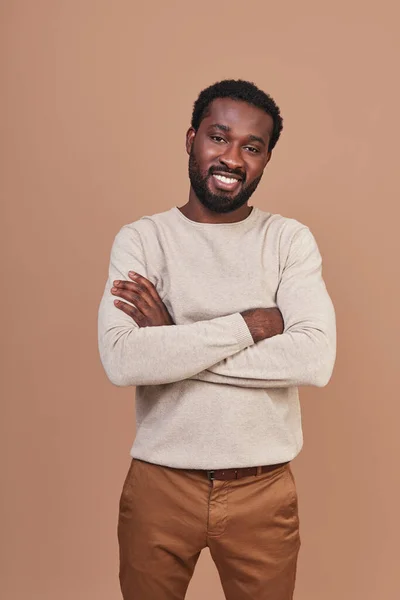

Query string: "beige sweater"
[[97, 206, 336, 469]]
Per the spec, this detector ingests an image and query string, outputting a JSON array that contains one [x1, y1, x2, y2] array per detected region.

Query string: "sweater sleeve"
[[189, 227, 336, 388], [97, 225, 255, 386]]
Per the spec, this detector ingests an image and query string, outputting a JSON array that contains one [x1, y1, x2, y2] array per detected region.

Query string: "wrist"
[[263, 307, 284, 338], [240, 307, 284, 343]]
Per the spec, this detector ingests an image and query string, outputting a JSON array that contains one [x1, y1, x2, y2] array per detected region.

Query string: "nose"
[[219, 142, 245, 172]]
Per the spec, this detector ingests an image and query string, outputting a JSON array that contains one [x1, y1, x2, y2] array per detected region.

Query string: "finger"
[[113, 279, 154, 307], [128, 272, 161, 302], [112, 280, 147, 297], [112, 280, 140, 291], [111, 288, 148, 312], [111, 281, 143, 296], [114, 299, 144, 325]]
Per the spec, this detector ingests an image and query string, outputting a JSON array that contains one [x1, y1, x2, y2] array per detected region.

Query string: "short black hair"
[[191, 79, 283, 152]]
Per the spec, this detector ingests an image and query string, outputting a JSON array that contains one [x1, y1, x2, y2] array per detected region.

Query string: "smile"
[[211, 173, 243, 191], [213, 174, 240, 184]]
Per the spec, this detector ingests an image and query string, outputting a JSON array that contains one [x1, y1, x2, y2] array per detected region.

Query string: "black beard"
[[188, 149, 263, 214]]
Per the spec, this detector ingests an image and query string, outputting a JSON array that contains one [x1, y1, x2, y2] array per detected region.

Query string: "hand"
[[111, 271, 175, 327], [240, 307, 284, 343]]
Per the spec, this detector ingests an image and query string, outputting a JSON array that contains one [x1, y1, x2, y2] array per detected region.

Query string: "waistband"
[[203, 461, 290, 481]]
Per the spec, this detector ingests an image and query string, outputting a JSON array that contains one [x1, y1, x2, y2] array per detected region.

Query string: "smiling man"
[[186, 96, 273, 218], [97, 79, 337, 600]]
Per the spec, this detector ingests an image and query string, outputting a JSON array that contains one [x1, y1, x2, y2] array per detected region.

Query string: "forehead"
[[200, 97, 274, 139]]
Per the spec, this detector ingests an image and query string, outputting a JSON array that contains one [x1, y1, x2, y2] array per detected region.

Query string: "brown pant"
[[118, 458, 300, 600]]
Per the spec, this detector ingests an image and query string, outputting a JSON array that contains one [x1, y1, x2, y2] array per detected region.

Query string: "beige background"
[[1, 1, 399, 599]]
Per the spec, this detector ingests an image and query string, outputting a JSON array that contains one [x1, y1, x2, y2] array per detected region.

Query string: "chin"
[[201, 196, 247, 214]]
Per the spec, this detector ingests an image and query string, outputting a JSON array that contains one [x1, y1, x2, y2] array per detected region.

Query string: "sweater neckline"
[[172, 205, 259, 228]]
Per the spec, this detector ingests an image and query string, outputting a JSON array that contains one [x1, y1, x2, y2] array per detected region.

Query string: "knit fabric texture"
[[98, 206, 336, 469]]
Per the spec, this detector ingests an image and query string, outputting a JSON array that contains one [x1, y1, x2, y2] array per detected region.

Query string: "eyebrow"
[[208, 123, 266, 147]]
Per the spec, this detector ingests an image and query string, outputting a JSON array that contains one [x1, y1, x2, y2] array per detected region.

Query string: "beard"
[[188, 149, 263, 214]]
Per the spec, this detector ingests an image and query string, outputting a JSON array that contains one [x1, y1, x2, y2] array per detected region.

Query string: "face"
[[186, 98, 273, 214]]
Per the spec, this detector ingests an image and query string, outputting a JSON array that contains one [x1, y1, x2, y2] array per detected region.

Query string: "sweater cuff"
[[231, 312, 256, 348]]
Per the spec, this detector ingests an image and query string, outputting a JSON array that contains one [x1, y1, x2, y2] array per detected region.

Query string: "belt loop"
[[256, 466, 262, 476]]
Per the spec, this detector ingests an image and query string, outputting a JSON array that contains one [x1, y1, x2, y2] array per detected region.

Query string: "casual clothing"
[[98, 204, 336, 598], [97, 205, 336, 470], [118, 457, 300, 600]]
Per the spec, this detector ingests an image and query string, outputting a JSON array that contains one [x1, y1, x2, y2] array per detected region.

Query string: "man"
[[97, 79, 336, 600]]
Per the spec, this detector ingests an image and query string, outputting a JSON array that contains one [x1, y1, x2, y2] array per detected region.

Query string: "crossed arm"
[[190, 228, 336, 388], [97, 225, 336, 388]]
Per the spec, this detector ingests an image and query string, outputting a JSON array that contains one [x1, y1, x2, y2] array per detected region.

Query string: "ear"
[[186, 127, 196, 155], [265, 151, 272, 166]]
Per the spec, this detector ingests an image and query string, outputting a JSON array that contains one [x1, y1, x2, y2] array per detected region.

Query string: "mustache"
[[208, 166, 246, 183]]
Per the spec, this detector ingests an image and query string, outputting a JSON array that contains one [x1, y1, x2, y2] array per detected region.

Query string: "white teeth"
[[213, 174, 239, 184]]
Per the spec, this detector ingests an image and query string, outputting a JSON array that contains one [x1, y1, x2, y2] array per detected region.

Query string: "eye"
[[244, 146, 260, 154], [210, 135, 226, 143]]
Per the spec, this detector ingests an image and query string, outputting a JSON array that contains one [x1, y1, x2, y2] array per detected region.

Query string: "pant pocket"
[[283, 464, 299, 516], [119, 459, 137, 514]]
